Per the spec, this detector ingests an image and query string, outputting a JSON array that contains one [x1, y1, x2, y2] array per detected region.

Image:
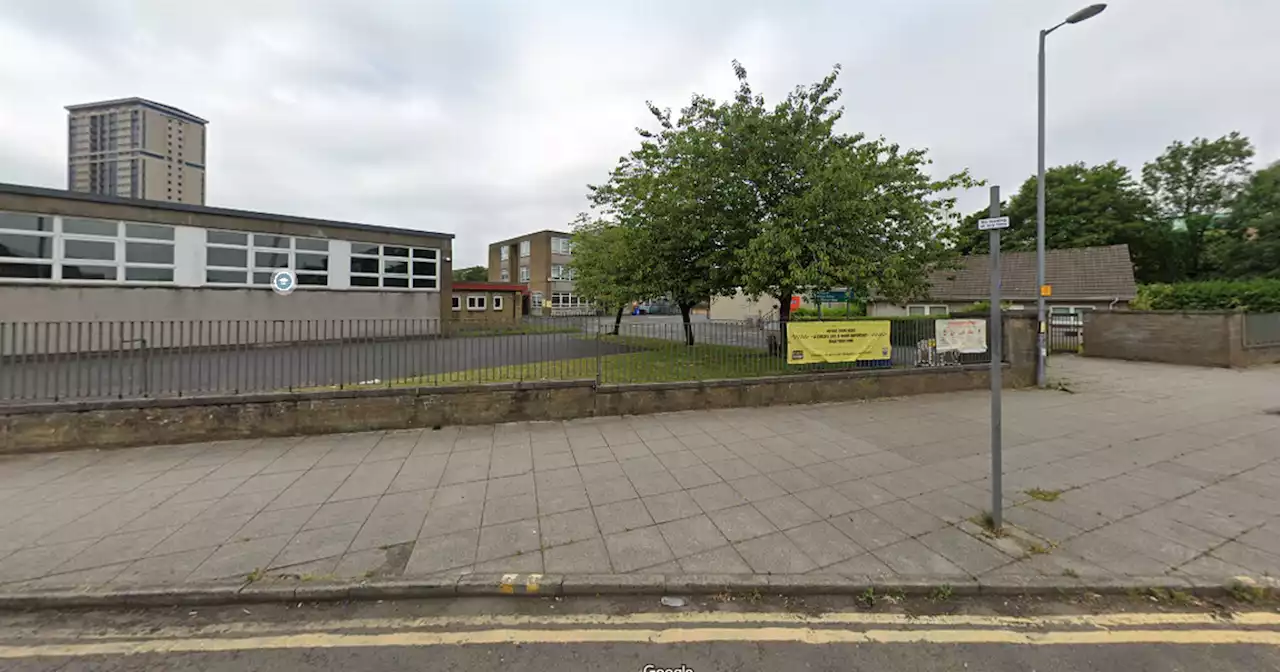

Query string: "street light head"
[[1065, 3, 1106, 24]]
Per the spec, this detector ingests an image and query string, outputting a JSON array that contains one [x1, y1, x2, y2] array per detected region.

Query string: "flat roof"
[[0, 182, 454, 240], [489, 229, 572, 247], [66, 97, 209, 125]]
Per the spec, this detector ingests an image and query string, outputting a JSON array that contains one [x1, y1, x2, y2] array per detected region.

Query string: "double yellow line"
[[3, 611, 1279, 658]]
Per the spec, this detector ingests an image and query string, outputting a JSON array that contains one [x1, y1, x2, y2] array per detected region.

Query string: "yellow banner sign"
[[786, 321, 892, 364]]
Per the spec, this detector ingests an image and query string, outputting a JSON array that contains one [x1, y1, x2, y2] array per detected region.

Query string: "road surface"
[[1, 594, 1278, 671]]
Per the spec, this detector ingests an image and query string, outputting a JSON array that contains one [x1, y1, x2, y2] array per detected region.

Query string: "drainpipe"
[[1108, 297, 1119, 311]]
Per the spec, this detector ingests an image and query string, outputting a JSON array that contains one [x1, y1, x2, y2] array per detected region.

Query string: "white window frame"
[[552, 237, 572, 255], [349, 243, 439, 291], [205, 232, 329, 288], [493, 295, 504, 311], [500, 268, 509, 281], [466, 294, 486, 311], [0, 212, 176, 286], [519, 266, 530, 282], [451, 295, 461, 311], [519, 240, 530, 258], [499, 246, 509, 261], [907, 304, 948, 316], [551, 263, 573, 281]]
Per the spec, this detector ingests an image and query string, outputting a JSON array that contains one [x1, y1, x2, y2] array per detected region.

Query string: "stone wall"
[[1083, 311, 1280, 368], [0, 315, 1037, 454]]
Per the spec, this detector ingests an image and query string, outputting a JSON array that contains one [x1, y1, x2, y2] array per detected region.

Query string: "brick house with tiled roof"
[[867, 244, 1138, 318]]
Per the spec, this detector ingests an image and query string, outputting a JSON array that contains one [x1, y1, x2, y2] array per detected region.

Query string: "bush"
[[1134, 280, 1280, 313]]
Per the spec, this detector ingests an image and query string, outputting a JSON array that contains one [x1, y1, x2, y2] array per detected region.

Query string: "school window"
[[493, 295, 504, 311], [519, 240, 530, 257], [0, 212, 175, 284], [499, 246, 509, 261], [519, 266, 530, 282], [206, 232, 329, 287], [451, 296, 461, 311], [907, 304, 948, 316], [500, 268, 509, 281], [467, 294, 486, 311], [551, 264, 573, 281], [552, 237, 572, 255], [349, 243, 438, 290]]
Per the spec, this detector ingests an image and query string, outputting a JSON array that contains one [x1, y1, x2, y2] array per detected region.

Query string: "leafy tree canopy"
[[451, 265, 488, 282]]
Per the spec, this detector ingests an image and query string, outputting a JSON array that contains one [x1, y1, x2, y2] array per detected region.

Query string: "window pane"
[[383, 276, 409, 288], [126, 241, 174, 264], [350, 258, 379, 274], [352, 243, 380, 256], [62, 217, 118, 237], [125, 267, 173, 282], [206, 269, 247, 284], [296, 253, 328, 272], [255, 251, 289, 268], [254, 234, 291, 249], [0, 262, 53, 278], [65, 238, 116, 261], [412, 277, 437, 289], [297, 273, 327, 286], [207, 230, 247, 245], [412, 248, 437, 260], [207, 247, 247, 268], [383, 246, 409, 258], [0, 212, 50, 232], [0, 233, 53, 259], [253, 272, 274, 285], [351, 275, 379, 287], [908, 306, 925, 315], [125, 223, 174, 240], [296, 238, 328, 252], [62, 264, 116, 280], [384, 260, 409, 275]]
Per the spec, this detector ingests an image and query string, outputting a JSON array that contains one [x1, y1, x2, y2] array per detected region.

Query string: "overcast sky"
[[1, 0, 1276, 266]]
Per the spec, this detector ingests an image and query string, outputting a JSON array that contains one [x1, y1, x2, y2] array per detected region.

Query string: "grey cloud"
[[1, 0, 1278, 266]]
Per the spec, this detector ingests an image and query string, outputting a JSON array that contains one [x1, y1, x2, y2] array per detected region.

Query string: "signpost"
[[978, 188, 1005, 531], [270, 269, 296, 296]]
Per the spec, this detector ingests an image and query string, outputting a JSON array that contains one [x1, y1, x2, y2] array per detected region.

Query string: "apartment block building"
[[66, 97, 208, 205], [487, 229, 585, 315]]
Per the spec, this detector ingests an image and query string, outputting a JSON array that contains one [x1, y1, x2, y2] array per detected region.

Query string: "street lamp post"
[[1037, 3, 1106, 388]]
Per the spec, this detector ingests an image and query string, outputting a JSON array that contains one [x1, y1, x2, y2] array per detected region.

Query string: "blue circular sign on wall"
[[271, 269, 296, 295]]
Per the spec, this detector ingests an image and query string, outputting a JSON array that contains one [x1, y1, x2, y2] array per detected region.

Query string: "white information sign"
[[977, 216, 1010, 230], [935, 318, 988, 354]]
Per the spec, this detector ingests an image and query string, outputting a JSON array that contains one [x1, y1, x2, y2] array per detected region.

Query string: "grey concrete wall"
[[0, 364, 1014, 454], [0, 286, 442, 355], [1084, 311, 1238, 367]]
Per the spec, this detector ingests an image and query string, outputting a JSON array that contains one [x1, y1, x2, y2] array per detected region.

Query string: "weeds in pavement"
[[971, 511, 1007, 537], [1026, 488, 1062, 502], [1228, 580, 1269, 604], [857, 588, 877, 609], [244, 567, 266, 584], [1027, 543, 1050, 555], [1062, 568, 1079, 578], [929, 585, 954, 602]]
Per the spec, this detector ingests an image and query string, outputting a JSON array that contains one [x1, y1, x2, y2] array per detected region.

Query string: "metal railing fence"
[[0, 315, 994, 403], [1243, 313, 1280, 348]]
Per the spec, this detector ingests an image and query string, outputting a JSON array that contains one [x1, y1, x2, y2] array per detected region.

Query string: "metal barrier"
[[1243, 312, 1280, 348], [0, 316, 994, 403]]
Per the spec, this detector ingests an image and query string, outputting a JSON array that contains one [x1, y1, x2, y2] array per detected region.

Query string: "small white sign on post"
[[936, 318, 988, 354], [977, 216, 1010, 230]]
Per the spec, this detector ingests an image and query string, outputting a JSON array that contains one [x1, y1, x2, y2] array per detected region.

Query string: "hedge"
[[1134, 280, 1280, 313]]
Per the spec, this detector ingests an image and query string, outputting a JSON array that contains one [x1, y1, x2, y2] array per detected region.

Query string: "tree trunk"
[[612, 304, 624, 336], [680, 302, 695, 346], [777, 293, 792, 359]]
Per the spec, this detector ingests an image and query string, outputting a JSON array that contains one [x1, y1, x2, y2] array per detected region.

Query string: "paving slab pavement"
[[0, 356, 1278, 599]]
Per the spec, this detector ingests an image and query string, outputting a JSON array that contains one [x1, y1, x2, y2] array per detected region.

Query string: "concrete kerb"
[[0, 573, 1269, 611]]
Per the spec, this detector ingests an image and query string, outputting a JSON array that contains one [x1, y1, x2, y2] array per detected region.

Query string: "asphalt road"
[[2, 594, 1278, 672]]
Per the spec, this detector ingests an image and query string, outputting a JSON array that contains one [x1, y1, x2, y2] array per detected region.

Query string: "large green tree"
[[1142, 132, 1255, 279], [708, 63, 976, 344], [1205, 161, 1280, 279], [954, 162, 1175, 283]]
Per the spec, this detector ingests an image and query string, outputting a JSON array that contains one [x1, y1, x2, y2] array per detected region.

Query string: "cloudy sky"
[[1, 0, 1276, 266]]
